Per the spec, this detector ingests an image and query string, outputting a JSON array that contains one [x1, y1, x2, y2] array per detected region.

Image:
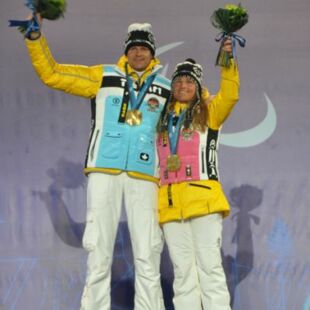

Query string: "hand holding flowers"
[[9, 0, 66, 38], [211, 3, 248, 67]]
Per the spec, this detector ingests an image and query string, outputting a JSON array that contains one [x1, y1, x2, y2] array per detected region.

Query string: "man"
[[21, 17, 170, 310]]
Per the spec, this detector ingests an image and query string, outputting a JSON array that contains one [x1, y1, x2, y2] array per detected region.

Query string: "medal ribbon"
[[8, 14, 40, 37], [125, 63, 155, 110], [167, 111, 186, 156], [8, 1, 40, 37], [118, 83, 130, 123], [215, 32, 246, 61]]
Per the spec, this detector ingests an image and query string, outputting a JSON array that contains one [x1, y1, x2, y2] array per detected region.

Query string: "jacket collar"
[[116, 55, 162, 83]]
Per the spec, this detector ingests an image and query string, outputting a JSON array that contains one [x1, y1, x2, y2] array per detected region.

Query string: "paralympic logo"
[[157, 42, 277, 148]]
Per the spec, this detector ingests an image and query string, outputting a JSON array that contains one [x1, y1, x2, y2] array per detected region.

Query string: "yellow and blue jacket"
[[25, 35, 171, 182]]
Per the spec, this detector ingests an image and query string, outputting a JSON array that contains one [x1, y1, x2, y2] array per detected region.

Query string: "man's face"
[[127, 45, 153, 72]]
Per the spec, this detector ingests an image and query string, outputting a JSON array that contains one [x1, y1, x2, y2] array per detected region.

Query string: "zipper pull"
[[168, 184, 173, 207]]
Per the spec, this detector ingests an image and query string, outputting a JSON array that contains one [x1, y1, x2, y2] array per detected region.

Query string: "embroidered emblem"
[[181, 126, 194, 140], [147, 97, 160, 111], [140, 153, 150, 161]]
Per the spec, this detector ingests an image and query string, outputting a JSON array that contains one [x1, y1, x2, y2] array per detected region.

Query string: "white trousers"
[[80, 173, 164, 310], [163, 213, 231, 310]]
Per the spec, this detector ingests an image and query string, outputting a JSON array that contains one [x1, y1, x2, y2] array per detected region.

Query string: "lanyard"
[[167, 111, 186, 155], [215, 32, 246, 60], [125, 64, 155, 110]]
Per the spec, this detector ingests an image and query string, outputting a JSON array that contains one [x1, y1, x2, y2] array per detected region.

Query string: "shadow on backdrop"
[[222, 184, 263, 308], [32, 158, 86, 248]]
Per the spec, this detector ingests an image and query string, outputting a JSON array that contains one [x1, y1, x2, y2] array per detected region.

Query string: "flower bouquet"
[[34, 0, 66, 20], [210, 4, 248, 67]]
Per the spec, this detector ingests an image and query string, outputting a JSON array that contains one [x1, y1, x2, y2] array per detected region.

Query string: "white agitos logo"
[[221, 93, 277, 147], [157, 42, 277, 148]]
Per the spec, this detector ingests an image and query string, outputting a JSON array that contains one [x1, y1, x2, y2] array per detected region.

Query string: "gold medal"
[[167, 154, 181, 172], [125, 110, 142, 126]]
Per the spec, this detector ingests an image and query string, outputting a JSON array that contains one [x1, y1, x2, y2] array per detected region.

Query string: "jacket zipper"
[[90, 129, 99, 161], [168, 183, 185, 221], [201, 147, 205, 173], [167, 184, 173, 207]]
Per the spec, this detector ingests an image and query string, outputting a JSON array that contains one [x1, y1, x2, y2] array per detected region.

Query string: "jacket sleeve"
[[25, 35, 103, 99], [207, 60, 240, 130]]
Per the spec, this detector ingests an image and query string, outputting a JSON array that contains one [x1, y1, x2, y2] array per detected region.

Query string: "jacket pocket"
[[101, 131, 123, 159], [135, 133, 154, 165], [188, 183, 211, 190], [182, 182, 214, 210]]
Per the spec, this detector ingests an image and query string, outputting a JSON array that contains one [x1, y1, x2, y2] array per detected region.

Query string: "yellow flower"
[[224, 4, 239, 10]]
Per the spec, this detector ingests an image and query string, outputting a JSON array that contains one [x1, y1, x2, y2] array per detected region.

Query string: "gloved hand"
[[9, 14, 41, 39]]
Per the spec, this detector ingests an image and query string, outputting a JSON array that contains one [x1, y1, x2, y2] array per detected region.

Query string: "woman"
[[157, 40, 238, 310]]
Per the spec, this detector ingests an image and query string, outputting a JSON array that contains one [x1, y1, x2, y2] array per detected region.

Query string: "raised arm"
[[24, 15, 103, 99], [25, 35, 103, 99], [205, 39, 240, 130]]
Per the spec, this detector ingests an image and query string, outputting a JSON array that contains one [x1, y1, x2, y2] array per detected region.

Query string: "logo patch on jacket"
[[140, 153, 150, 161], [147, 97, 160, 111], [182, 126, 194, 140], [112, 97, 121, 105]]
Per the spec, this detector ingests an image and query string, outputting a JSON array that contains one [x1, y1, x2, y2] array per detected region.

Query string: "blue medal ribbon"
[[8, 1, 39, 37], [8, 15, 40, 36], [168, 111, 186, 155], [215, 32, 246, 60], [125, 65, 156, 111], [25, 0, 36, 11]]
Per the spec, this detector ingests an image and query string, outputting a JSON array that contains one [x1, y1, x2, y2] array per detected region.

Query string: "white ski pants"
[[162, 213, 231, 310], [80, 172, 164, 310]]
